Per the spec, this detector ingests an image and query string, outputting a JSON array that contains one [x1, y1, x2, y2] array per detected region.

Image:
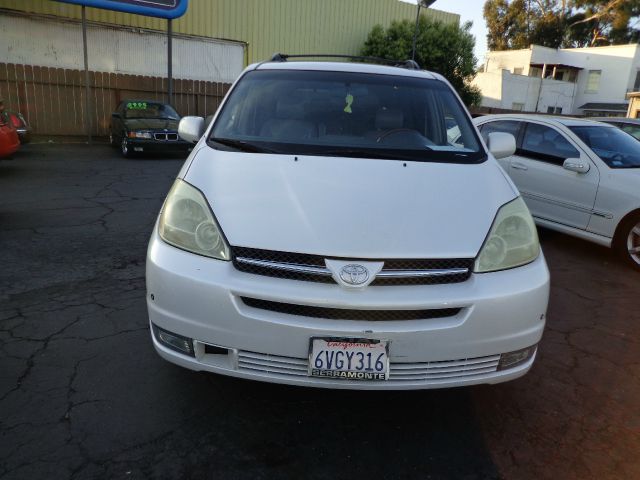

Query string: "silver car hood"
[[183, 150, 517, 259]]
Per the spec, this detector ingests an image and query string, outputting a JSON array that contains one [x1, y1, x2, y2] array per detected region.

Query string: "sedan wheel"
[[626, 221, 640, 268], [121, 137, 131, 158], [616, 215, 640, 271]]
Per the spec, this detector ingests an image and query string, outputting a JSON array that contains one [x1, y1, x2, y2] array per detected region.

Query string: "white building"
[[473, 44, 640, 117]]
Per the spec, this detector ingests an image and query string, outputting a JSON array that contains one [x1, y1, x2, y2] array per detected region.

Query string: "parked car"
[[7, 111, 31, 144], [0, 117, 20, 159], [593, 117, 640, 141], [145, 57, 550, 390], [109, 100, 192, 158], [474, 114, 640, 270]]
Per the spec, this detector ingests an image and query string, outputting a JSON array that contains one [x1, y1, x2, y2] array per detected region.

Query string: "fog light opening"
[[204, 344, 229, 356], [152, 324, 194, 357], [498, 345, 537, 371]]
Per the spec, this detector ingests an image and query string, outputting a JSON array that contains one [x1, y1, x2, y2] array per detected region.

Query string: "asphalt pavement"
[[1, 144, 639, 480]]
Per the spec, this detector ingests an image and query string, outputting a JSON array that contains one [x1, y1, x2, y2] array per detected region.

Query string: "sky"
[[401, 0, 488, 64]]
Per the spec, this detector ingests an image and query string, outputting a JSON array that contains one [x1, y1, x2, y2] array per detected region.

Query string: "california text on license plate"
[[309, 338, 389, 381]]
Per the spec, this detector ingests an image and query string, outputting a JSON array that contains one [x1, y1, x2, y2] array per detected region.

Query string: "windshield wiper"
[[318, 148, 428, 161], [210, 137, 276, 153]]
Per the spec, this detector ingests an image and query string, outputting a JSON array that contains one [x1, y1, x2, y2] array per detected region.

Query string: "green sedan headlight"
[[158, 179, 230, 260], [475, 197, 540, 273]]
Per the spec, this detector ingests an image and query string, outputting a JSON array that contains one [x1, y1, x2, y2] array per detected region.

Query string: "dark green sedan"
[[110, 100, 192, 158]]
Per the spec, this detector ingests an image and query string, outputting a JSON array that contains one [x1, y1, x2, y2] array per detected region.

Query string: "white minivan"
[[146, 57, 550, 389]]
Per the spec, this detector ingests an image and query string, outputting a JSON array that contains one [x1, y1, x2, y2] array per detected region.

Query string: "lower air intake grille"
[[241, 297, 461, 321], [235, 350, 501, 384]]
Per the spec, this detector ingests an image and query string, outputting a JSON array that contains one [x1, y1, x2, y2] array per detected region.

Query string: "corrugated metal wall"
[[0, 0, 459, 64]]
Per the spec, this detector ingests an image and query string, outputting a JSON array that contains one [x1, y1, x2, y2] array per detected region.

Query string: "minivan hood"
[[184, 151, 518, 259]]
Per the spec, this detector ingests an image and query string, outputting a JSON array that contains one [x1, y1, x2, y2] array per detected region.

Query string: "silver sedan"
[[474, 114, 640, 270]]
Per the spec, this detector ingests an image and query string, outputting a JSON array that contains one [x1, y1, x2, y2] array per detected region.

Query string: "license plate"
[[309, 338, 389, 381]]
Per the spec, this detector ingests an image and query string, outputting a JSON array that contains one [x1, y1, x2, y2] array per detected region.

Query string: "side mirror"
[[563, 158, 590, 173], [487, 132, 516, 160], [178, 116, 205, 143]]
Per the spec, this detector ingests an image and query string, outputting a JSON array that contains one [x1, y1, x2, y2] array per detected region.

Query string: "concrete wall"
[[473, 70, 575, 114], [561, 45, 640, 113], [483, 49, 533, 76], [480, 44, 640, 115]]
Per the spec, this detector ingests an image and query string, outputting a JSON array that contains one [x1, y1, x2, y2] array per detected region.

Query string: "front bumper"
[[146, 231, 550, 390], [127, 138, 191, 153]]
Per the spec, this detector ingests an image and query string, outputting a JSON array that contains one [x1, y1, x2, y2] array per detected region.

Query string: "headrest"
[[276, 97, 305, 120], [376, 108, 403, 130]]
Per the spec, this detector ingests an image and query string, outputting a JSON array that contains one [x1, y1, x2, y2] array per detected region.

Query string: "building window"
[[634, 71, 640, 91], [513, 67, 523, 75], [512, 102, 525, 111], [547, 106, 563, 114], [585, 70, 601, 93], [568, 70, 578, 83]]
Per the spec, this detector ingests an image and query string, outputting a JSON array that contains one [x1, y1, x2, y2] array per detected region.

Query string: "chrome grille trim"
[[235, 257, 332, 276], [236, 350, 501, 383], [376, 268, 469, 278]]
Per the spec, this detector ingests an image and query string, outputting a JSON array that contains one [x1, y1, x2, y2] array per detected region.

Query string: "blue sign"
[[55, 0, 188, 19]]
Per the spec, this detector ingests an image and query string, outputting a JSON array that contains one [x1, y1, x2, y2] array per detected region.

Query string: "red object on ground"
[[0, 122, 20, 158]]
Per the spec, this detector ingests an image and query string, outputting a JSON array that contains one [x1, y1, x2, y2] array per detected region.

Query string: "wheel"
[[121, 137, 132, 158], [614, 214, 640, 271]]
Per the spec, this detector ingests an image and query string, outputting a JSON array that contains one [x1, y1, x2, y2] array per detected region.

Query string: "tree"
[[484, 0, 640, 50], [361, 17, 482, 106]]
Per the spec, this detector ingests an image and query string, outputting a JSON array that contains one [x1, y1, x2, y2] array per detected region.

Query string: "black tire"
[[614, 213, 640, 271], [121, 137, 133, 158]]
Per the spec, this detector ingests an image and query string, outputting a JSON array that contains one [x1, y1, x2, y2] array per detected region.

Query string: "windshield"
[[124, 102, 179, 120], [569, 125, 640, 168], [209, 69, 484, 163], [617, 123, 640, 141]]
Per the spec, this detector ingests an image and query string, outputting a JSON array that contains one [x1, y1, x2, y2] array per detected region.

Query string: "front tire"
[[121, 137, 132, 158], [615, 214, 640, 271]]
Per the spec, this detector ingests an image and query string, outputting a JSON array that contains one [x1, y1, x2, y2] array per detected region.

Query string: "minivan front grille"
[[232, 246, 473, 286], [241, 297, 461, 321]]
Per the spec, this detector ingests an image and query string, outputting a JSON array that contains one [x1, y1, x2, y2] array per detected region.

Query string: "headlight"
[[475, 197, 539, 273], [128, 131, 152, 139], [158, 179, 230, 260]]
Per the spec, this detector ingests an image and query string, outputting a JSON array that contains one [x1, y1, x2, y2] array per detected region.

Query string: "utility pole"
[[81, 6, 92, 144], [167, 19, 173, 105], [412, 0, 436, 62]]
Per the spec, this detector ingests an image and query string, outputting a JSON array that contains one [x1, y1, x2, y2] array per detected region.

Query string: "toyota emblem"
[[339, 264, 369, 286]]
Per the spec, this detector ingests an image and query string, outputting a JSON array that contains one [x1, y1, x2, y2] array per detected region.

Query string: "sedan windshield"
[[209, 69, 484, 163], [124, 102, 179, 120], [569, 125, 640, 168]]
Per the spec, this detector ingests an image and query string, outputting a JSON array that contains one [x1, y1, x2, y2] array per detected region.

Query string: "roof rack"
[[269, 53, 420, 70]]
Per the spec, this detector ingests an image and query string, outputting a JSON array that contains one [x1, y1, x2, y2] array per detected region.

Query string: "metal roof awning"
[[578, 102, 628, 112], [530, 63, 583, 70]]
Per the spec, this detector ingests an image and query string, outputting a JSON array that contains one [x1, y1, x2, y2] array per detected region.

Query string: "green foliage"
[[484, 0, 640, 50], [361, 17, 481, 107]]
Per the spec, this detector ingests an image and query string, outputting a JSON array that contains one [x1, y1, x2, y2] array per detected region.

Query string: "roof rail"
[[269, 53, 421, 70]]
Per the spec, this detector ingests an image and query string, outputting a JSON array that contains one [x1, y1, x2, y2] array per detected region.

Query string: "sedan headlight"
[[475, 197, 539, 273], [158, 179, 230, 260], [128, 131, 152, 139]]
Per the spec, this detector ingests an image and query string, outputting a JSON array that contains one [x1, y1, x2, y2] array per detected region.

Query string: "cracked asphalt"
[[1, 144, 639, 480]]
